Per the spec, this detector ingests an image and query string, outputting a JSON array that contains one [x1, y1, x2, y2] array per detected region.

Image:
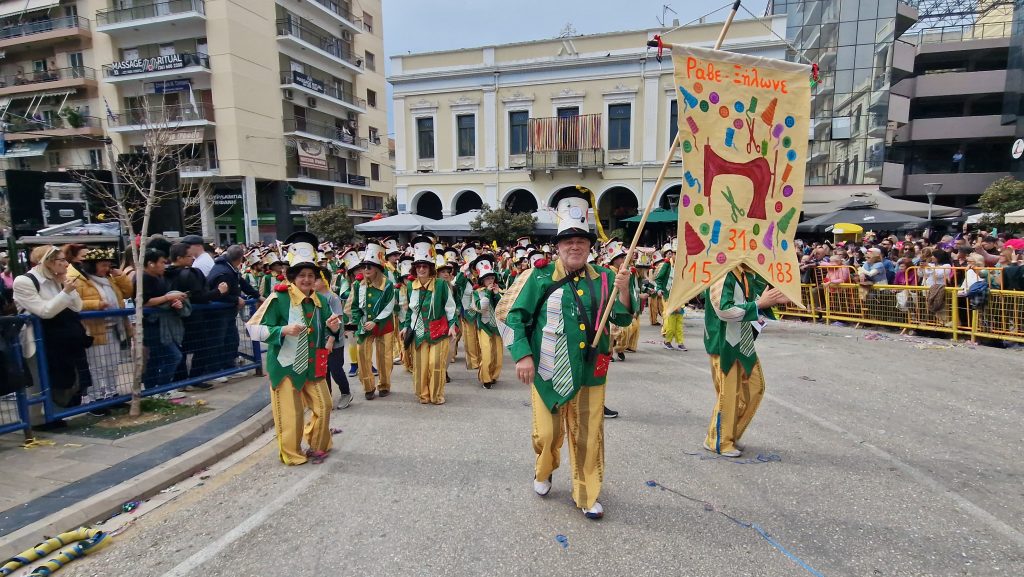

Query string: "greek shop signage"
[[292, 71, 325, 94]]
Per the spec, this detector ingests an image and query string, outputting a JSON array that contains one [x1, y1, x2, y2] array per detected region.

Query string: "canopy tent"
[[354, 213, 436, 233], [801, 189, 960, 219], [620, 207, 679, 223], [428, 210, 481, 236], [796, 206, 927, 234], [1005, 208, 1024, 224]]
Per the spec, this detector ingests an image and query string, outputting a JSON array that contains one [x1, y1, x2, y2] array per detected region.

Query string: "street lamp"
[[923, 183, 942, 221]]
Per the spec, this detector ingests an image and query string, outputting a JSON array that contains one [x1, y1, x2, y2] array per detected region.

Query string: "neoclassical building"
[[388, 17, 787, 234]]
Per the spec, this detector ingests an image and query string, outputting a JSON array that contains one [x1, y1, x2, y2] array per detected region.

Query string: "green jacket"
[[453, 271, 476, 321], [702, 269, 774, 375], [401, 277, 458, 346], [654, 260, 674, 294], [349, 276, 396, 344], [501, 261, 633, 412], [248, 285, 338, 390], [472, 286, 501, 336]]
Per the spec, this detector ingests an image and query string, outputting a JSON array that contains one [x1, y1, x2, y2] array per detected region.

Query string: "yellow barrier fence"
[[772, 265, 1024, 344]]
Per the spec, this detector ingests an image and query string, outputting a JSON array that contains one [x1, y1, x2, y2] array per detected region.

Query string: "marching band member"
[[454, 244, 482, 371], [351, 242, 397, 400], [470, 253, 503, 389], [402, 238, 459, 405]]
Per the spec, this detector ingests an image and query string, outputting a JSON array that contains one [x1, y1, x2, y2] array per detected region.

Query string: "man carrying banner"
[[497, 195, 634, 520]]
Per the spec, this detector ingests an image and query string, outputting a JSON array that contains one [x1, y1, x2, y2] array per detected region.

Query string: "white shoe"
[[703, 440, 741, 457], [336, 393, 352, 410], [211, 377, 229, 384], [581, 501, 604, 519], [533, 478, 551, 497]]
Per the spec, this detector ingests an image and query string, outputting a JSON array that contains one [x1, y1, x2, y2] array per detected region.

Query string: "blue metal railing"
[[0, 300, 263, 431]]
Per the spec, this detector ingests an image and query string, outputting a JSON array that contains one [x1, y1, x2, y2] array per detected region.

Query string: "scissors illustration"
[[745, 115, 761, 155], [722, 186, 746, 223]]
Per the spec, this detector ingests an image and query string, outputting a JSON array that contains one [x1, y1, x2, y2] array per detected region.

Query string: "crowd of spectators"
[[1, 236, 261, 421]]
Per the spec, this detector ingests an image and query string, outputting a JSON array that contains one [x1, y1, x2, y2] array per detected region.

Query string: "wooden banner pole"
[[590, 0, 742, 349]]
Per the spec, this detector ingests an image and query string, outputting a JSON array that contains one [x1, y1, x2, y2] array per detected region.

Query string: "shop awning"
[[802, 188, 960, 219], [0, 0, 60, 19], [0, 140, 48, 158]]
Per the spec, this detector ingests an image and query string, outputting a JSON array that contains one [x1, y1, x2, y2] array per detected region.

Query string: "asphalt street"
[[54, 316, 1024, 577]]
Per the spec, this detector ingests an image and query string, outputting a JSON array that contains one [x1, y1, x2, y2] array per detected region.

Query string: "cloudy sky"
[[377, 0, 772, 132]]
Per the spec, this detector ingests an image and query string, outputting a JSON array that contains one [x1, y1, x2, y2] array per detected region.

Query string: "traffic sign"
[[1012, 139, 1024, 159]]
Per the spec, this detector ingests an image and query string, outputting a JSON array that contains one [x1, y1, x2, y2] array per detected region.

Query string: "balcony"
[[0, 15, 90, 51], [913, 70, 1007, 98], [102, 52, 210, 83], [287, 166, 368, 188], [107, 102, 215, 132], [276, 0, 361, 34], [1, 115, 103, 141], [179, 157, 219, 178], [96, 0, 207, 46], [282, 118, 368, 152], [276, 19, 363, 74], [904, 172, 1011, 198], [280, 70, 366, 115], [525, 113, 605, 173], [895, 115, 1015, 142], [0, 67, 97, 98], [891, 39, 916, 83]]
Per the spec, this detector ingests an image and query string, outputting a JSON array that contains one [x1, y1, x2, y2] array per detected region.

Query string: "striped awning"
[[0, 0, 60, 19]]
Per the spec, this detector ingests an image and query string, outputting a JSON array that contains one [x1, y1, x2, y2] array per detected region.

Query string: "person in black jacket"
[[206, 245, 260, 376], [166, 242, 229, 387]]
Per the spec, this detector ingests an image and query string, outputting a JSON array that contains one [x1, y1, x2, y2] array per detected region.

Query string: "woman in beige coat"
[[71, 248, 132, 406]]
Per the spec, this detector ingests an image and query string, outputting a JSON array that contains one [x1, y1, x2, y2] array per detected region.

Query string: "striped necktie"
[[294, 299, 311, 374]]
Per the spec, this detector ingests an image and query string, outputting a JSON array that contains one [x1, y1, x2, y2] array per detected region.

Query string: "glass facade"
[[773, 0, 900, 186]]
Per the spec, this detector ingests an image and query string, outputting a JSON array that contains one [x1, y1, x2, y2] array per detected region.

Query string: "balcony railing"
[[310, 0, 360, 25], [291, 166, 346, 184], [102, 52, 210, 78], [903, 21, 1013, 46], [275, 19, 363, 68], [96, 0, 206, 26], [526, 149, 605, 170], [0, 15, 89, 41], [280, 71, 365, 108], [180, 157, 218, 173], [3, 115, 102, 133], [282, 118, 368, 148], [108, 103, 215, 127], [0, 67, 96, 89], [525, 113, 604, 170]]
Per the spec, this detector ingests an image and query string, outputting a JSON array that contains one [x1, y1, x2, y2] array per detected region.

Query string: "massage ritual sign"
[[665, 44, 810, 310]]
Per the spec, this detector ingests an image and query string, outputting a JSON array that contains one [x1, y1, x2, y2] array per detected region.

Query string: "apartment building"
[[388, 18, 787, 236], [0, 0, 392, 242]]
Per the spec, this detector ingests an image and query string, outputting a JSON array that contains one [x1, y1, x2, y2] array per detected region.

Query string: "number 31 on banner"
[[767, 262, 793, 283]]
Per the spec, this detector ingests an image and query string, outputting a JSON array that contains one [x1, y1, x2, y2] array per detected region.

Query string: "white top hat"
[[341, 249, 361, 271], [473, 255, 497, 279], [435, 254, 453, 270], [528, 250, 545, 267], [514, 247, 528, 261], [411, 235, 435, 265], [603, 239, 626, 262], [552, 196, 596, 243], [399, 258, 413, 276], [361, 242, 386, 270], [517, 236, 531, 248], [461, 246, 478, 263], [383, 238, 401, 255], [662, 242, 674, 253]]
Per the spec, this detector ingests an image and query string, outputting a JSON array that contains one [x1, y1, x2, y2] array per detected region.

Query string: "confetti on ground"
[[21, 438, 56, 449], [799, 376, 816, 382], [555, 534, 569, 549], [682, 450, 783, 465], [330, 428, 344, 435], [121, 501, 140, 513]]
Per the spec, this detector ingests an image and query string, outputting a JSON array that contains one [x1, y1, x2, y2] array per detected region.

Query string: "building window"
[[608, 103, 631, 150], [362, 12, 373, 33], [88, 149, 103, 169], [48, 151, 62, 167], [509, 110, 528, 155], [335, 192, 353, 208], [362, 194, 383, 211], [457, 114, 475, 157], [669, 99, 678, 145], [417, 117, 434, 159], [367, 89, 377, 108], [365, 51, 376, 71], [69, 52, 84, 70], [369, 126, 380, 144], [371, 162, 380, 180]]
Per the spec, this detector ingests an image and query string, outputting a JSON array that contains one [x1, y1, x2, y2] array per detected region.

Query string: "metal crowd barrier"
[[0, 300, 263, 433], [775, 266, 1023, 344]]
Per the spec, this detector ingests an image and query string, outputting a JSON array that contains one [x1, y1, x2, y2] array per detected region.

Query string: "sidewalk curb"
[[0, 405, 274, 560]]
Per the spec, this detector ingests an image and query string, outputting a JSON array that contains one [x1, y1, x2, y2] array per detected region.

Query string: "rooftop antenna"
[[657, 4, 677, 27], [557, 22, 578, 37]]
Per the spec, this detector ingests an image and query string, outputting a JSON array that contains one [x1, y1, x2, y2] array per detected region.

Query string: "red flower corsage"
[[534, 258, 549, 268], [276, 274, 285, 281], [406, 274, 415, 281], [274, 283, 289, 292], [355, 273, 364, 281], [630, 267, 638, 275], [510, 269, 518, 276]]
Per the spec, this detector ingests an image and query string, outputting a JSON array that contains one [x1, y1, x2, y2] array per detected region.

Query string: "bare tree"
[[73, 96, 222, 416]]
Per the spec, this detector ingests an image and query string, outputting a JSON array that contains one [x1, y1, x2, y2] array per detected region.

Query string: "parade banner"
[[664, 45, 810, 311]]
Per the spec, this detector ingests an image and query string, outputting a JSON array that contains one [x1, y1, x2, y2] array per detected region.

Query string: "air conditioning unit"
[[341, 30, 352, 41], [347, 112, 357, 121], [307, 97, 317, 108], [283, 88, 294, 100], [348, 151, 359, 160]]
